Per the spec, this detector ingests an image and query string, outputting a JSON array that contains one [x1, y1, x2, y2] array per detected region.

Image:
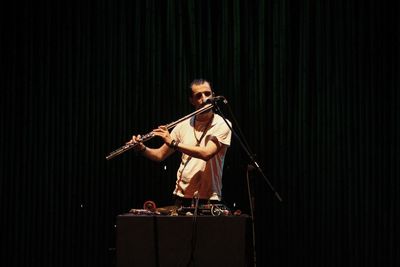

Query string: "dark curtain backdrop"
[[1, 0, 398, 266]]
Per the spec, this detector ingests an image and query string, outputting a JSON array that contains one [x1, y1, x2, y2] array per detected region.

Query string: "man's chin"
[[197, 108, 212, 116], [198, 103, 212, 109]]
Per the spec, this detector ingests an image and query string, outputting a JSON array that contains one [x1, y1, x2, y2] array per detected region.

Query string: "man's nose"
[[201, 95, 210, 104]]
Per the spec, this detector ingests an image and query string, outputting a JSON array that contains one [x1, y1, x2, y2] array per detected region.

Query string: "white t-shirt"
[[170, 113, 232, 201]]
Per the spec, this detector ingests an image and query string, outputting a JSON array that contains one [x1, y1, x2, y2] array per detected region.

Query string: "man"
[[128, 79, 232, 206]]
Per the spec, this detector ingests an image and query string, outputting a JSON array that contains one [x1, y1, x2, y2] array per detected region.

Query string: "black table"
[[116, 214, 254, 267]]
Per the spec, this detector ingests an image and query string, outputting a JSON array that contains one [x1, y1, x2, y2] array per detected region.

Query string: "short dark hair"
[[188, 79, 212, 97]]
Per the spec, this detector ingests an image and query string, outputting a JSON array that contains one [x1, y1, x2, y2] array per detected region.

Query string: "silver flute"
[[106, 103, 215, 160]]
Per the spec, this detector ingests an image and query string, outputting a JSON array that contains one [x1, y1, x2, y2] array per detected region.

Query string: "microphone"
[[204, 95, 226, 104]]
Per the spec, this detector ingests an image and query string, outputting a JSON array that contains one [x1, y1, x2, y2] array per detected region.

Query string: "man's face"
[[189, 82, 213, 110]]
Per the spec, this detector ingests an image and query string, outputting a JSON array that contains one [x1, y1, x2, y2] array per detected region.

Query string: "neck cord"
[[193, 114, 213, 146]]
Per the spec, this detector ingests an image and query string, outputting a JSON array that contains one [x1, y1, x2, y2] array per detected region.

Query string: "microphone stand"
[[246, 164, 257, 267], [212, 98, 282, 202], [211, 97, 283, 267]]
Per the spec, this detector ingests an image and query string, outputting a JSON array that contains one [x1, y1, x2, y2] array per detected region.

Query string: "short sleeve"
[[211, 120, 232, 146]]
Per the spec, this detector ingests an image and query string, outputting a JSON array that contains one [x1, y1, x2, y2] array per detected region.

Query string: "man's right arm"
[[139, 143, 174, 162], [127, 135, 174, 162]]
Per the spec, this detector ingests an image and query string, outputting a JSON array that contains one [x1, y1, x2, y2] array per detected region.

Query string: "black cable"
[[186, 192, 200, 267]]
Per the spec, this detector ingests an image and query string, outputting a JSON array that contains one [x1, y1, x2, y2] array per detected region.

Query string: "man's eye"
[[195, 92, 211, 99]]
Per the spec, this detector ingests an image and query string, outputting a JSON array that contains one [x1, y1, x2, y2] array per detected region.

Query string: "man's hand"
[[126, 134, 146, 152], [152, 126, 173, 146]]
